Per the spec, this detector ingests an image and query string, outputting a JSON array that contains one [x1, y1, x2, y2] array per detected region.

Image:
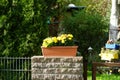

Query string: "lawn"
[[87, 71, 120, 80]]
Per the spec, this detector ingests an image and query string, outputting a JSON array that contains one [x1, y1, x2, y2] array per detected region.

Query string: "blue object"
[[105, 44, 119, 49]]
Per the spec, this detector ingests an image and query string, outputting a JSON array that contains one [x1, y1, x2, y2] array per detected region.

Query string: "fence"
[[0, 57, 31, 80], [92, 62, 120, 80]]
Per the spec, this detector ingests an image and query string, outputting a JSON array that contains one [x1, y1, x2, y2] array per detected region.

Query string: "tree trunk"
[[118, 0, 120, 4], [109, 0, 118, 42], [118, 0, 120, 24]]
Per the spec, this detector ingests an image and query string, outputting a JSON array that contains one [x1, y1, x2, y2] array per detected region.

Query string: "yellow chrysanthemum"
[[60, 34, 66, 39], [52, 37, 57, 43], [68, 37, 72, 40], [62, 36, 66, 40], [42, 42, 48, 47], [46, 37, 53, 44], [57, 36, 61, 40], [67, 34, 73, 38], [61, 39, 65, 43], [42, 33, 74, 47]]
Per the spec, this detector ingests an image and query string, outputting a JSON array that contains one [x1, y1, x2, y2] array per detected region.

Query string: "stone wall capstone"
[[31, 56, 83, 80]]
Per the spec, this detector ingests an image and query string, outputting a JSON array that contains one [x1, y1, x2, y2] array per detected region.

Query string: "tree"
[[0, 0, 60, 56], [109, 0, 120, 42]]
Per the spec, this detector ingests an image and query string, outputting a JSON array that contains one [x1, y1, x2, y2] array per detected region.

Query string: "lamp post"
[[67, 3, 85, 11], [83, 46, 93, 80], [88, 46, 93, 57], [88, 46, 93, 64], [67, 3, 85, 16]]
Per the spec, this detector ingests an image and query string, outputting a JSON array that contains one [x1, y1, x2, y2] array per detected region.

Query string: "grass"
[[87, 57, 120, 80], [87, 71, 120, 80]]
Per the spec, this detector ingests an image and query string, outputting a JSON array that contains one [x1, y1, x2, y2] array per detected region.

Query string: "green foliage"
[[0, 0, 111, 57], [0, 0, 51, 57], [60, 9, 109, 57]]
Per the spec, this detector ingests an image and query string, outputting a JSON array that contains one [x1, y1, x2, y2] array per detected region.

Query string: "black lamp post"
[[88, 46, 93, 57], [83, 46, 93, 80]]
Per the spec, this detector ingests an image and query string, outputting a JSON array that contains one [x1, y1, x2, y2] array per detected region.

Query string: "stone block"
[[31, 56, 83, 80]]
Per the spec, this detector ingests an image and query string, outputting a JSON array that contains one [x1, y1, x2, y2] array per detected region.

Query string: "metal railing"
[[0, 57, 31, 80], [92, 62, 120, 80]]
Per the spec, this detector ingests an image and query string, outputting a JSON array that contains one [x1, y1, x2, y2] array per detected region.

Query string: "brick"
[[31, 56, 83, 80]]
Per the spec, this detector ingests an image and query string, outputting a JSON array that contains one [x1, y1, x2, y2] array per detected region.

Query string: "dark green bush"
[[59, 10, 108, 59]]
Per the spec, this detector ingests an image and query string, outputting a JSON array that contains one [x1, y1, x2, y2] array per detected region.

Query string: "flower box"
[[105, 44, 119, 49], [41, 34, 78, 57], [41, 46, 78, 57]]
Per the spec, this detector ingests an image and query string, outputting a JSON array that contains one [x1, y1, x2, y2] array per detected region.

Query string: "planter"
[[41, 46, 78, 57]]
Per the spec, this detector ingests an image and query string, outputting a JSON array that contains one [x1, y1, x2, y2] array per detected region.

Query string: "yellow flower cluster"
[[42, 34, 74, 47], [99, 48, 119, 61]]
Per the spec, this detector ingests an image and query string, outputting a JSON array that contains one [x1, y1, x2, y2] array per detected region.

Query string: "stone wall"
[[31, 56, 83, 80]]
